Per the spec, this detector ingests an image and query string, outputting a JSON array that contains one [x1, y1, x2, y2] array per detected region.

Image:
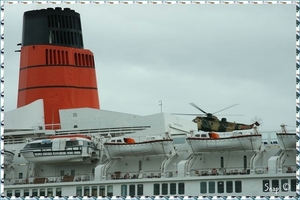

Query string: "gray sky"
[[4, 3, 296, 133]]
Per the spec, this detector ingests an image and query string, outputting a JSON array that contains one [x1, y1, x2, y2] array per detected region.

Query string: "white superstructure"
[[3, 100, 297, 197]]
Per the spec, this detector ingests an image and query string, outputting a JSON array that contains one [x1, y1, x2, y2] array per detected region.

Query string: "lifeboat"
[[104, 136, 175, 158], [20, 134, 100, 164], [186, 132, 262, 153]]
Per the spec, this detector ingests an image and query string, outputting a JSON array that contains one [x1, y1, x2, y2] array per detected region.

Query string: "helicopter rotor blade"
[[171, 113, 206, 116], [189, 103, 208, 114], [171, 113, 243, 116], [212, 103, 239, 115]]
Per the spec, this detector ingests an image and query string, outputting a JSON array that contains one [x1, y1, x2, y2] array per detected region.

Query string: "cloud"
[[3, 4, 296, 133]]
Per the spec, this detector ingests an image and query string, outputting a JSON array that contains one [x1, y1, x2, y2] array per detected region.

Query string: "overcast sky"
[[4, 3, 296, 133]]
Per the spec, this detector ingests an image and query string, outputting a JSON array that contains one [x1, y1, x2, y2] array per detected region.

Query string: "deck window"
[[129, 185, 135, 196], [7, 190, 12, 197], [99, 186, 105, 196], [92, 186, 97, 196], [24, 189, 30, 196], [66, 141, 79, 146], [262, 180, 270, 192], [170, 183, 176, 195], [15, 190, 21, 197], [107, 185, 113, 196], [137, 184, 143, 196], [56, 188, 62, 196], [208, 181, 215, 193], [235, 181, 242, 193], [84, 186, 90, 196], [220, 157, 224, 168], [154, 183, 160, 195], [217, 181, 224, 193], [162, 183, 168, 195], [178, 183, 185, 195], [121, 185, 127, 196], [40, 188, 45, 196], [47, 188, 53, 196], [226, 181, 233, 193], [200, 182, 207, 194], [33, 189, 38, 196], [243, 156, 247, 169], [291, 179, 296, 192], [272, 179, 279, 189], [76, 187, 82, 196], [281, 179, 288, 192]]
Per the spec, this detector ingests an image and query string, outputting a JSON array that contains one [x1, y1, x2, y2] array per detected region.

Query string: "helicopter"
[[173, 103, 260, 132]]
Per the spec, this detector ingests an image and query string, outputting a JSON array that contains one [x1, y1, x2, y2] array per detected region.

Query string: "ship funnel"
[[17, 7, 100, 129]]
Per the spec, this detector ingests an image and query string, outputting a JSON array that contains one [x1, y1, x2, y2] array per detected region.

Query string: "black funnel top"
[[22, 7, 84, 48]]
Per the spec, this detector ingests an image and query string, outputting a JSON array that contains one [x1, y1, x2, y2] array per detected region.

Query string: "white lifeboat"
[[186, 132, 262, 153], [20, 134, 99, 164], [104, 136, 175, 158]]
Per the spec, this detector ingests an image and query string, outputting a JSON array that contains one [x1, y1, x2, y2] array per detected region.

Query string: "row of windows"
[[6, 180, 296, 197], [6, 188, 61, 197], [6, 183, 184, 197], [49, 30, 83, 47], [23, 141, 82, 149], [74, 53, 95, 67], [47, 14, 81, 30], [200, 181, 241, 194], [76, 186, 113, 197], [153, 183, 185, 195], [121, 185, 144, 196], [45, 49, 69, 65]]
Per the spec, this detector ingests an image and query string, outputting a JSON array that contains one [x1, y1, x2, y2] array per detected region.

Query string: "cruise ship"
[[3, 7, 296, 197]]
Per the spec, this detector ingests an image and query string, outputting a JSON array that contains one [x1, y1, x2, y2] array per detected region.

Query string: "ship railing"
[[74, 174, 91, 181], [190, 167, 251, 177], [164, 171, 177, 178], [52, 125, 151, 136], [5, 173, 95, 185], [282, 165, 297, 173], [107, 171, 164, 180], [108, 171, 141, 180], [254, 166, 267, 174]]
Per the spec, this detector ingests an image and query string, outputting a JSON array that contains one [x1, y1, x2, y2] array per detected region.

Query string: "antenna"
[[159, 100, 162, 113]]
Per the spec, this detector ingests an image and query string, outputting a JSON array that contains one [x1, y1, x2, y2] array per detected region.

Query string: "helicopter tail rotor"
[[251, 116, 263, 127], [254, 121, 260, 126]]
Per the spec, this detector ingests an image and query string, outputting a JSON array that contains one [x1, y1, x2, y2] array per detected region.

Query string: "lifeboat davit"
[[4, 150, 15, 167]]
